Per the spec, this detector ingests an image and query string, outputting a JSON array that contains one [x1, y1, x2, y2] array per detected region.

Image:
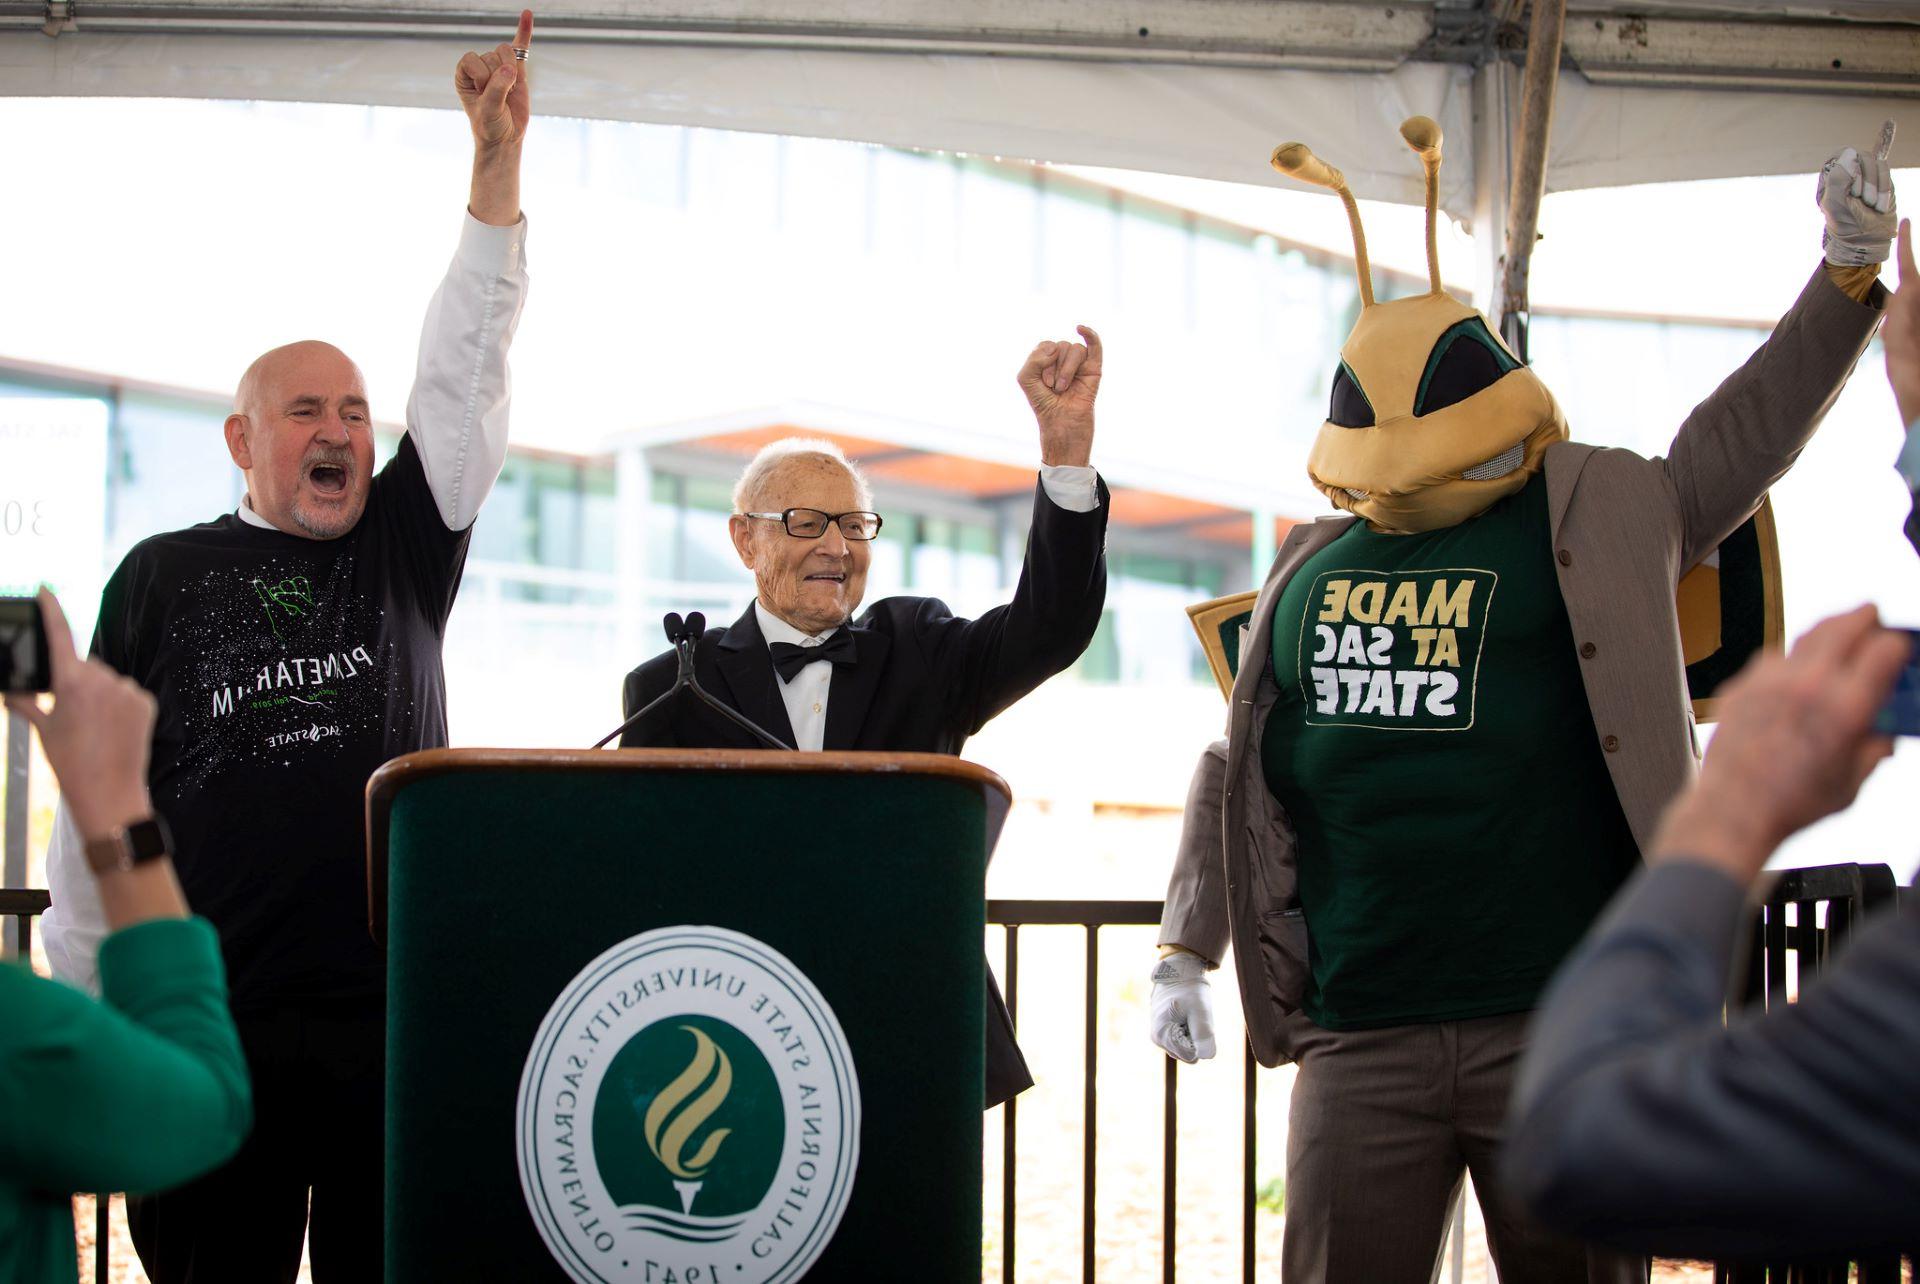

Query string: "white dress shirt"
[[755, 602, 840, 752], [43, 212, 528, 993], [757, 464, 1101, 751]]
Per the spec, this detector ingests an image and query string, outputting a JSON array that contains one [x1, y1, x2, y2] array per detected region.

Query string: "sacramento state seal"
[[517, 926, 861, 1284]]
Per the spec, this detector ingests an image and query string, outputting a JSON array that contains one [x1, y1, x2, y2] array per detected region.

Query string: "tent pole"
[[1497, 0, 1567, 362], [1470, 60, 1514, 317]]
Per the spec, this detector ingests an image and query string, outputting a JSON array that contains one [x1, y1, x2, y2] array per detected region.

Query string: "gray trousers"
[[1282, 1010, 1648, 1284]]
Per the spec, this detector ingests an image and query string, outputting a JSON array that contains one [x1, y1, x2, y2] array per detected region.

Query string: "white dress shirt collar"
[[235, 493, 275, 530], [753, 601, 843, 647]]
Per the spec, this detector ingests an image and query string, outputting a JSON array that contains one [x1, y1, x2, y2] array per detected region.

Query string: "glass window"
[[111, 390, 245, 556], [1194, 223, 1258, 342], [914, 515, 956, 589], [688, 129, 783, 235], [533, 461, 583, 572], [1118, 197, 1192, 326], [647, 473, 681, 581], [587, 119, 686, 207], [781, 136, 869, 256], [1039, 181, 1119, 314], [871, 149, 958, 267], [957, 158, 1039, 289], [470, 456, 534, 565], [580, 466, 618, 576], [865, 511, 913, 599], [679, 475, 744, 585], [1077, 611, 1120, 683], [953, 520, 1000, 599]]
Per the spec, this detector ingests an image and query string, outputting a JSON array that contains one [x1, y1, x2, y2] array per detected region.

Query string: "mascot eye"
[[1328, 362, 1375, 428], [1415, 319, 1520, 417]]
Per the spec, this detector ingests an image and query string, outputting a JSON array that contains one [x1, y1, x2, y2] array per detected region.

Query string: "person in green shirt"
[[1, 590, 250, 1284]]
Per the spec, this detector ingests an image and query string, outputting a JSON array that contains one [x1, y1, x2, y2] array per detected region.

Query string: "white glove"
[[1818, 123, 1897, 266], [1149, 950, 1217, 1064]]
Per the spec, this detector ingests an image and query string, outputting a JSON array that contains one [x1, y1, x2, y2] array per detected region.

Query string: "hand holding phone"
[[0, 595, 51, 693], [3, 590, 156, 840]]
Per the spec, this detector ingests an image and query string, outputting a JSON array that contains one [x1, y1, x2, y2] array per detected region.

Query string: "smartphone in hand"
[[1875, 627, 1920, 736], [0, 596, 50, 693]]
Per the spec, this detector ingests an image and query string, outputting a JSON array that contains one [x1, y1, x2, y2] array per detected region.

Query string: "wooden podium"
[[368, 748, 1010, 1283]]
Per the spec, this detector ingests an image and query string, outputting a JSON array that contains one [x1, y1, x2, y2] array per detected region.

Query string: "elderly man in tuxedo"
[[619, 326, 1110, 1106]]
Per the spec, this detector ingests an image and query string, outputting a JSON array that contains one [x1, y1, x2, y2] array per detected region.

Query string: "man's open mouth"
[[307, 463, 349, 496], [804, 573, 847, 583]]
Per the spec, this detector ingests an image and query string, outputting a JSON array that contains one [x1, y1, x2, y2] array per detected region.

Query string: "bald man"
[[39, 17, 535, 1281]]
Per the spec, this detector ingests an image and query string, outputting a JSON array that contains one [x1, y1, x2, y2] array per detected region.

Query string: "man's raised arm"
[[406, 9, 535, 531]]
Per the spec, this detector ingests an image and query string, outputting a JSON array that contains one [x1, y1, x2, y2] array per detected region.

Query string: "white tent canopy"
[[3, 1, 1917, 221]]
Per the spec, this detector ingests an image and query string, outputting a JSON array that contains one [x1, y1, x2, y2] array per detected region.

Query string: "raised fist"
[[1016, 324, 1101, 469], [1819, 122, 1897, 266]]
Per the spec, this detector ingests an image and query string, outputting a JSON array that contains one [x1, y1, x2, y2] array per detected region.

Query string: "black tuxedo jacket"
[[619, 476, 1109, 1106]]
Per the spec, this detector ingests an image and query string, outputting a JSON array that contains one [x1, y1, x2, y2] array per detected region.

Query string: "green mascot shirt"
[[1262, 473, 1640, 1029]]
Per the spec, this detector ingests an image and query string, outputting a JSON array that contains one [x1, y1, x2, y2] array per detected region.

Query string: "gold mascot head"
[[1275, 117, 1568, 535]]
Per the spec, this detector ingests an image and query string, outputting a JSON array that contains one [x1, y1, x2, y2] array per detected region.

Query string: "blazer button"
[[1579, 642, 1598, 659], [1557, 549, 1574, 567], [1603, 734, 1620, 752]]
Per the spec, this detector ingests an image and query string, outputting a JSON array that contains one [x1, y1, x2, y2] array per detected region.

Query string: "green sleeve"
[[0, 917, 251, 1194]]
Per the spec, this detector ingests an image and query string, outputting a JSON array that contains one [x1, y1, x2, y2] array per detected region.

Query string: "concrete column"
[[1251, 506, 1278, 585], [3, 712, 27, 958], [614, 445, 653, 663]]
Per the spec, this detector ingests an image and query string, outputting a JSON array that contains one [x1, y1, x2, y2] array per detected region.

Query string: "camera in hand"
[[0, 596, 50, 694], [1875, 627, 1920, 736]]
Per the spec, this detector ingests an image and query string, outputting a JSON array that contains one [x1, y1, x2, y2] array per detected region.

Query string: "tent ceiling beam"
[[0, 1, 1428, 69], [1560, 13, 1920, 93], [1, 1, 1914, 90]]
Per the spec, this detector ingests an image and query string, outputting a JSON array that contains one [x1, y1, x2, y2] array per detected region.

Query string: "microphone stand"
[[592, 611, 794, 751]]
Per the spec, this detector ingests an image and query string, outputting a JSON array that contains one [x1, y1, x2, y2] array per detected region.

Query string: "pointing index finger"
[[515, 9, 534, 49]]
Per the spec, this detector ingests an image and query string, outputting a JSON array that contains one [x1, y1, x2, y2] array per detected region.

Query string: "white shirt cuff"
[[1039, 465, 1100, 513], [455, 210, 528, 276]]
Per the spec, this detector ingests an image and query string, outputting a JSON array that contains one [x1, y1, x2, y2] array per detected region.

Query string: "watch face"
[[125, 817, 172, 863]]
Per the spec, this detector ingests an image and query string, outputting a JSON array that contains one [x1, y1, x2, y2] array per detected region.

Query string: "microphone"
[[590, 611, 794, 751]]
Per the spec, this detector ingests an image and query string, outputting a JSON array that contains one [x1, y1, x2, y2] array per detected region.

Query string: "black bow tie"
[[769, 630, 857, 683]]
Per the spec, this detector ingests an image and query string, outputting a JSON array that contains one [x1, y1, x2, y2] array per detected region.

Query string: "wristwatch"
[[83, 815, 173, 875]]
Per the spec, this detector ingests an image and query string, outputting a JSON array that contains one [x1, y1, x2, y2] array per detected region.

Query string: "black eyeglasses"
[[744, 508, 884, 541]]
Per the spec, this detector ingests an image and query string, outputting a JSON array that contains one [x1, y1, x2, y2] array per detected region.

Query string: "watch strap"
[[82, 816, 172, 874]]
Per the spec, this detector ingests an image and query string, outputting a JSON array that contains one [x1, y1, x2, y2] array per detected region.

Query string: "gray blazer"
[[1159, 264, 1887, 1067], [1504, 862, 1920, 1259]]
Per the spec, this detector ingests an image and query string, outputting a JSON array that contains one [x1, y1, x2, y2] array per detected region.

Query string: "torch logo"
[[645, 1026, 734, 1215]]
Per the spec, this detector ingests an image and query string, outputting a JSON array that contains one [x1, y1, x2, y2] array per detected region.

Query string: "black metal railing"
[[993, 868, 1913, 1284], [5, 874, 1911, 1283], [1718, 866, 1906, 1284], [989, 898, 1263, 1284]]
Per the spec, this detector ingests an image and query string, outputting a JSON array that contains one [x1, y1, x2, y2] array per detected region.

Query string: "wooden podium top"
[[365, 747, 1013, 942]]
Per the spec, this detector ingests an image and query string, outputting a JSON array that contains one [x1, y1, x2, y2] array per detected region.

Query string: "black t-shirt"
[[92, 436, 469, 1013]]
